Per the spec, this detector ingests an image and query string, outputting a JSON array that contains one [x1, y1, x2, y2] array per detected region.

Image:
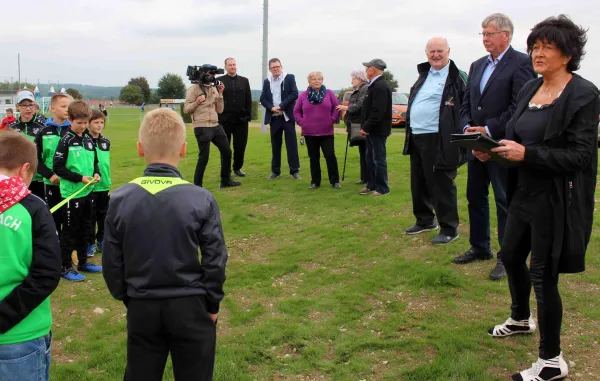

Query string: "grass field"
[[49, 108, 600, 380]]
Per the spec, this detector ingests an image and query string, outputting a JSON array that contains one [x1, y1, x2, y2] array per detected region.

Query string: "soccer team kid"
[[53, 100, 103, 282], [7, 89, 48, 199], [0, 132, 62, 381], [102, 108, 228, 381], [35, 93, 74, 237], [86, 110, 111, 256], [0, 108, 17, 130]]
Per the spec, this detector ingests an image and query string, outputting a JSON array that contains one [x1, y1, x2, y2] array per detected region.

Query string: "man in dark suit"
[[259, 58, 300, 180], [359, 58, 393, 197], [455, 13, 536, 280], [218, 58, 252, 177]]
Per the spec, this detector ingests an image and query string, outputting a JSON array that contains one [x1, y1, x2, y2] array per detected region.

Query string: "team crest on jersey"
[[101, 143, 107, 149], [33, 128, 40, 135], [87, 142, 94, 150]]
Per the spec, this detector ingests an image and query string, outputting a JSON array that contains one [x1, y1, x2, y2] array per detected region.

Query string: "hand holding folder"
[[449, 132, 519, 167]]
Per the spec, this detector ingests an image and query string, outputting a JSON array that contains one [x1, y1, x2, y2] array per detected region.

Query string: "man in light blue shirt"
[[403, 36, 467, 245]]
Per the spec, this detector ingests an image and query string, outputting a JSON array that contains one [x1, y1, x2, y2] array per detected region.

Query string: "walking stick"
[[342, 135, 349, 181]]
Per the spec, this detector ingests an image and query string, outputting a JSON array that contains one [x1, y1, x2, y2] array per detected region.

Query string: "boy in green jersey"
[[53, 101, 102, 281], [86, 110, 111, 256], [0, 132, 61, 381]]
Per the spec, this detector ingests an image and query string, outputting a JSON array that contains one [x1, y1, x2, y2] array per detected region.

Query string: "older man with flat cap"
[[359, 59, 393, 197]]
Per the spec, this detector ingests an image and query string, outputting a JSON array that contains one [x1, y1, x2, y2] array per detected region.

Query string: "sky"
[[2, 0, 599, 92]]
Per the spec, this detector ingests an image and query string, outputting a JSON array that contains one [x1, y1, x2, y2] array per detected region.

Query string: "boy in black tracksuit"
[[53, 101, 103, 282], [102, 108, 228, 381]]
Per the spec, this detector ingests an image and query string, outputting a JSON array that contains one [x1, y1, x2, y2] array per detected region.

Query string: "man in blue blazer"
[[259, 58, 301, 180], [455, 13, 536, 280]]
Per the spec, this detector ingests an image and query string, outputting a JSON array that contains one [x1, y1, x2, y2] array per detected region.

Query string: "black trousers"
[[357, 141, 367, 182], [466, 158, 508, 256], [365, 135, 389, 194], [409, 133, 459, 236], [61, 195, 92, 269], [29, 181, 45, 200], [44, 184, 63, 238], [501, 199, 561, 360], [193, 126, 232, 187], [304, 136, 340, 186], [270, 116, 300, 175], [223, 121, 248, 171], [88, 191, 110, 244], [125, 296, 216, 381]]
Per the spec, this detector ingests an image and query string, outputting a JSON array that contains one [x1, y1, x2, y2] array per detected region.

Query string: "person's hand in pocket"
[[208, 313, 218, 324]]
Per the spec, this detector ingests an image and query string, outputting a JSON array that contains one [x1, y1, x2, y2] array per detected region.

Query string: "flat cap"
[[362, 58, 387, 70]]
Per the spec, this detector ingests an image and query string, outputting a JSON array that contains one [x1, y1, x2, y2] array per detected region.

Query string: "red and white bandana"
[[0, 176, 31, 214]]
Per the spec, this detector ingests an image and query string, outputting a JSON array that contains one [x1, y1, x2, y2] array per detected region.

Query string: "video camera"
[[186, 64, 225, 86]]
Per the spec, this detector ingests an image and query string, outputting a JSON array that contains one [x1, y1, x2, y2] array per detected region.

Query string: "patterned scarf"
[[307, 85, 327, 105], [0, 176, 31, 214]]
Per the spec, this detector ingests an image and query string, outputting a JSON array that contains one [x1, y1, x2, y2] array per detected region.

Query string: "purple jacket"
[[293, 88, 339, 136]]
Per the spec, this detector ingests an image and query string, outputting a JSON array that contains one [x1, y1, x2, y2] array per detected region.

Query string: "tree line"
[[119, 74, 186, 105]]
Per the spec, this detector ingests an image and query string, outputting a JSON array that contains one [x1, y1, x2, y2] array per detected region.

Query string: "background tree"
[[65, 88, 83, 100], [382, 71, 399, 92], [149, 90, 161, 104], [337, 87, 355, 103], [128, 77, 151, 103], [119, 84, 144, 105], [157, 73, 186, 99]]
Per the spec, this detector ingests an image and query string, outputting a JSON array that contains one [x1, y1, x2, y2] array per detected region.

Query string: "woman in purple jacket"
[[293, 72, 341, 189]]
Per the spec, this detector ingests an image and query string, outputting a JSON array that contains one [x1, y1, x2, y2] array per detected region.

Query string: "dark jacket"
[[35, 119, 71, 183], [217, 74, 252, 124], [260, 74, 299, 124], [102, 163, 228, 314], [361, 76, 393, 136], [403, 60, 467, 170], [460, 46, 536, 140], [505, 75, 600, 274], [345, 82, 369, 124], [7, 114, 47, 138]]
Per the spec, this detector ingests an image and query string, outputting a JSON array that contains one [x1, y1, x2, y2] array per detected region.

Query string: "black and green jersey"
[[8, 114, 47, 183], [35, 118, 71, 185], [53, 132, 99, 199], [0, 194, 61, 344], [91, 134, 111, 192]]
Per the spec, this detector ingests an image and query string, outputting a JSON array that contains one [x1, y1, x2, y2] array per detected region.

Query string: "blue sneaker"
[[62, 268, 86, 282], [95, 241, 104, 253], [86, 244, 96, 257], [78, 263, 102, 273]]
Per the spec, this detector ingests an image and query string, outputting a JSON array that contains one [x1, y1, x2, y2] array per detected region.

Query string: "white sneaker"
[[488, 315, 536, 337], [512, 352, 568, 381]]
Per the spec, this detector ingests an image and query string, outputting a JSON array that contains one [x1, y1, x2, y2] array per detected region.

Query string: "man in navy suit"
[[260, 58, 301, 180], [454, 13, 536, 280]]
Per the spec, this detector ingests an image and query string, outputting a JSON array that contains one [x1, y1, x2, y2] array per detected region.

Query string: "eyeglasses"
[[269, 65, 282, 70], [479, 31, 507, 37], [19, 103, 35, 109]]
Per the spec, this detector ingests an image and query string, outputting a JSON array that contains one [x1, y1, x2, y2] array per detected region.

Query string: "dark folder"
[[450, 132, 518, 167]]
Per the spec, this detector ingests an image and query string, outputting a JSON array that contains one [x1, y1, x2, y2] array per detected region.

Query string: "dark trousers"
[[193, 126, 232, 187], [501, 204, 561, 360], [29, 181, 45, 200], [270, 116, 300, 175], [365, 134, 389, 194], [357, 141, 367, 182], [223, 121, 249, 171], [88, 191, 110, 244], [61, 195, 92, 269], [409, 133, 459, 236], [304, 135, 340, 186], [466, 158, 508, 256], [125, 296, 216, 381], [44, 184, 63, 238]]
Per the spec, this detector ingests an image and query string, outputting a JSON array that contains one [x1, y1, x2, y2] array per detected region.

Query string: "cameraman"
[[184, 77, 241, 188], [217, 58, 252, 177]]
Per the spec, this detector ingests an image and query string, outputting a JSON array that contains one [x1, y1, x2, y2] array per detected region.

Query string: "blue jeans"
[[0, 333, 52, 381], [366, 134, 389, 194]]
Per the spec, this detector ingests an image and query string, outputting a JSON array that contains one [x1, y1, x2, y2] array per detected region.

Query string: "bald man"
[[403, 37, 468, 244]]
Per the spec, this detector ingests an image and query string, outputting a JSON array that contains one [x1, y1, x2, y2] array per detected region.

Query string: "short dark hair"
[[268, 58, 281, 68], [224, 57, 235, 65], [6, 108, 13, 113], [68, 100, 92, 120], [527, 14, 587, 72], [90, 109, 105, 122], [0, 131, 38, 174]]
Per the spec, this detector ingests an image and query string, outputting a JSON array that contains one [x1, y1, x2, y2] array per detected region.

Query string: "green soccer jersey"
[[53, 131, 99, 199], [35, 118, 71, 185], [92, 134, 112, 192]]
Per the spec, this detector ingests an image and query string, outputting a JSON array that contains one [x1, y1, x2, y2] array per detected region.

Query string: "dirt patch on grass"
[[228, 235, 278, 264]]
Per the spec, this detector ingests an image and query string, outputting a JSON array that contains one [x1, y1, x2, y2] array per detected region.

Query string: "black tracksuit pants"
[[409, 133, 459, 236], [125, 296, 217, 381], [501, 192, 561, 360], [223, 121, 249, 171], [61, 195, 92, 269], [88, 191, 110, 244], [193, 126, 232, 187], [44, 184, 63, 238], [304, 135, 340, 186]]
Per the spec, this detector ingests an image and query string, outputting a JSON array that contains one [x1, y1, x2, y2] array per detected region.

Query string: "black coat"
[[217, 74, 252, 124], [505, 74, 600, 274], [361, 76, 392, 136], [403, 60, 467, 170]]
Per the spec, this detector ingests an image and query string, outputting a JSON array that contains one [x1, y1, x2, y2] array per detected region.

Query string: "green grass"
[[50, 108, 600, 380]]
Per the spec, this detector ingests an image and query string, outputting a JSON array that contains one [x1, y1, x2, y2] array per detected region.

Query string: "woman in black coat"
[[474, 15, 599, 381]]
